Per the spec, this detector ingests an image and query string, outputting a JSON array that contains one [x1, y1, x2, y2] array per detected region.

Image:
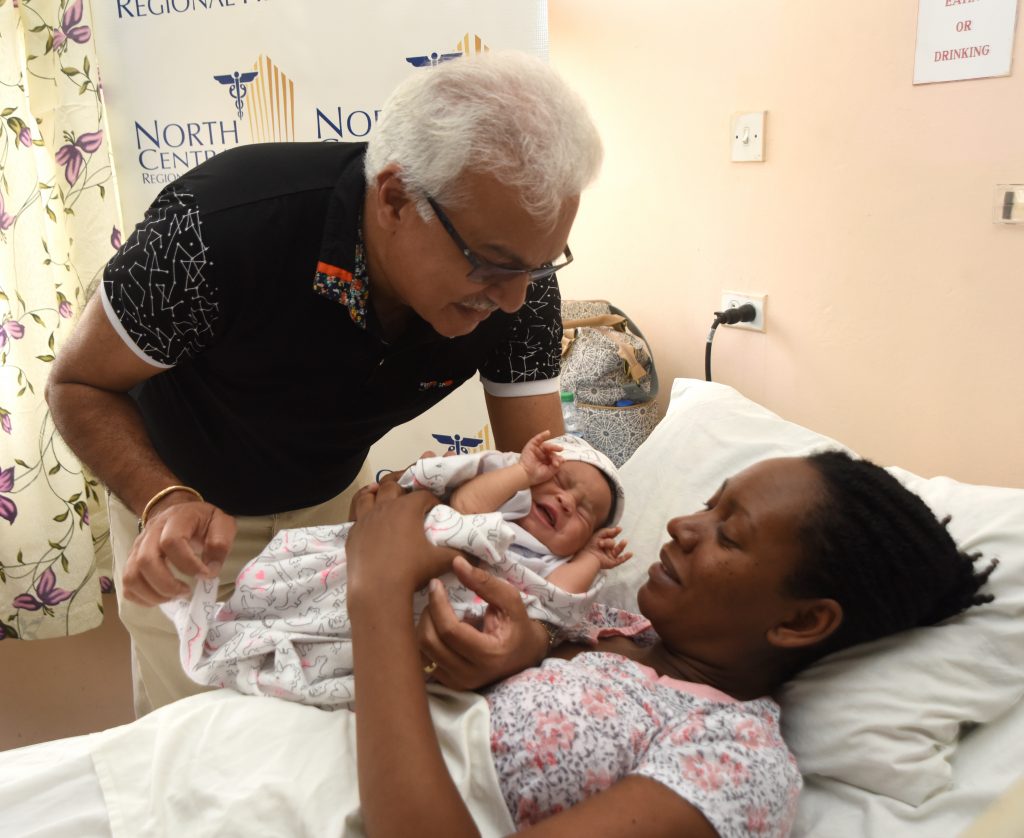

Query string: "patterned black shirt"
[[102, 142, 561, 514]]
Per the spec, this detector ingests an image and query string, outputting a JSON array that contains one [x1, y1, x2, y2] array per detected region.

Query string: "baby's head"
[[519, 436, 624, 557]]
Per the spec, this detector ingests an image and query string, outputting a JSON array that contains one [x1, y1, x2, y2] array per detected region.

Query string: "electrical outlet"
[[719, 291, 766, 332]]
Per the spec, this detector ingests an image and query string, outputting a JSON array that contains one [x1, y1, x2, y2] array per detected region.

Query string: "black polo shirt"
[[101, 142, 561, 514]]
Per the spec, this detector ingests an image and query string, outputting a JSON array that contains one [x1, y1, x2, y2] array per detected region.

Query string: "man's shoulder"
[[177, 141, 366, 214]]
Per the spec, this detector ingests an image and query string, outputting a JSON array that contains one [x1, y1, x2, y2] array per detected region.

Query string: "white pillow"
[[600, 379, 1024, 807]]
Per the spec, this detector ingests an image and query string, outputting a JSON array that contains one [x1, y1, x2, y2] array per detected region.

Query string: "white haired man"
[[46, 51, 602, 715]]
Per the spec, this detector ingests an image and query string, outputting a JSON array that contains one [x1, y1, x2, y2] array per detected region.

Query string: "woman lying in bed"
[[349, 450, 994, 838], [0, 451, 994, 838]]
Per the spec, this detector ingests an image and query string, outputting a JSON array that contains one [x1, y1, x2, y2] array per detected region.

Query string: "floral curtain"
[[1, 0, 118, 640]]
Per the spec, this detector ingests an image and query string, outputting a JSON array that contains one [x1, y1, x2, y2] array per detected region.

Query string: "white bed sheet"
[[6, 684, 1018, 838], [0, 733, 111, 838], [0, 686, 514, 838]]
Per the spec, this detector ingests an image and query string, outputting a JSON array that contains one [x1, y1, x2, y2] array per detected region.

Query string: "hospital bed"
[[604, 379, 1024, 838], [2, 379, 1022, 837]]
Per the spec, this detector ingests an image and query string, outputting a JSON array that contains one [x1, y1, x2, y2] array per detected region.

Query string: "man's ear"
[[767, 598, 843, 649], [372, 164, 413, 231]]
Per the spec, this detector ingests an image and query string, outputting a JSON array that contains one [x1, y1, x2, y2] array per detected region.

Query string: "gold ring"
[[423, 661, 438, 675]]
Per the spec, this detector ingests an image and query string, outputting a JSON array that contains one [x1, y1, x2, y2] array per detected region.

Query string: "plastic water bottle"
[[560, 391, 584, 437]]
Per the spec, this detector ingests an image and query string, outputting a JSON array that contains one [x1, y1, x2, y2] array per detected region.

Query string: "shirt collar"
[[313, 145, 371, 330], [313, 214, 369, 329], [310, 145, 458, 347]]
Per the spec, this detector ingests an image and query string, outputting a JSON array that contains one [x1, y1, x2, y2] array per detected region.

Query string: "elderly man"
[[46, 51, 602, 714]]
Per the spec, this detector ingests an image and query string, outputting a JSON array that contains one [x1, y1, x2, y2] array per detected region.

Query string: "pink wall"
[[550, 0, 1024, 488]]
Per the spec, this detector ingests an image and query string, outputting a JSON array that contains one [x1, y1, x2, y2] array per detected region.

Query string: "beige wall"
[[550, 0, 1024, 488], [0, 604, 134, 749]]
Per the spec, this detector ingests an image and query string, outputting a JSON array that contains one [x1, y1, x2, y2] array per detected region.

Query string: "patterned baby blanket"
[[162, 453, 599, 708]]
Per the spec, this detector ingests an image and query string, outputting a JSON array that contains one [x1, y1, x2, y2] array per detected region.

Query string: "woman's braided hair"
[[788, 450, 997, 658]]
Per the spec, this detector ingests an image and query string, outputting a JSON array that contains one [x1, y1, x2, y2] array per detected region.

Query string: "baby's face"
[[518, 462, 613, 557]]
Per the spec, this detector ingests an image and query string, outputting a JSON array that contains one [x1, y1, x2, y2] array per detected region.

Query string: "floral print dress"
[[484, 605, 802, 837]]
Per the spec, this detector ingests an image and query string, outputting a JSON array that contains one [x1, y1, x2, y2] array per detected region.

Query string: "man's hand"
[[123, 499, 236, 605], [416, 555, 550, 690]]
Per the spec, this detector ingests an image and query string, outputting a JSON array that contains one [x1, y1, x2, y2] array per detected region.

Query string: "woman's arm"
[[516, 776, 719, 838], [345, 487, 722, 838], [345, 484, 481, 838]]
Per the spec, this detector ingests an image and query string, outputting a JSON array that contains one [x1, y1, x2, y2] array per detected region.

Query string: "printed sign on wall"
[[914, 0, 1020, 84]]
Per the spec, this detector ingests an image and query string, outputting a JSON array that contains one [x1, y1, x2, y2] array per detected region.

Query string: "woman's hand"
[[346, 481, 380, 522], [347, 450, 447, 521], [416, 555, 550, 689], [346, 480, 459, 600]]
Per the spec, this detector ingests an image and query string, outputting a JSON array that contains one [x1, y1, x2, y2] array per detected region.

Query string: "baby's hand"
[[581, 527, 633, 570], [519, 430, 564, 485]]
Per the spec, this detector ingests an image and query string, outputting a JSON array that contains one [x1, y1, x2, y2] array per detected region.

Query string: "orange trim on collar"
[[315, 261, 354, 281]]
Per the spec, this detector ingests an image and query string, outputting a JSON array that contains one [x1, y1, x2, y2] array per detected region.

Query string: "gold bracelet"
[[138, 485, 204, 532], [535, 620, 559, 651]]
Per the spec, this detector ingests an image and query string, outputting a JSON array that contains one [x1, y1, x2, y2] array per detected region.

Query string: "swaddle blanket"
[[162, 450, 604, 708]]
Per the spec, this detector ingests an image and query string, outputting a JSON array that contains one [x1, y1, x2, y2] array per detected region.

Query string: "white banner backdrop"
[[89, 0, 549, 478], [91, 0, 549, 225]]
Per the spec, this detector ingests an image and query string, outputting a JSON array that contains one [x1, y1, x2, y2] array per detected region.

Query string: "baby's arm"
[[449, 431, 562, 515], [546, 527, 633, 594], [448, 463, 531, 515]]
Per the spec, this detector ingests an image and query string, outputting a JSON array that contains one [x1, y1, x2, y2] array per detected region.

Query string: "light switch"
[[731, 111, 765, 162]]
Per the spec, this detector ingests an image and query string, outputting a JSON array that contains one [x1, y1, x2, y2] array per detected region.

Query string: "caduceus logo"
[[431, 432, 485, 455], [213, 70, 259, 119]]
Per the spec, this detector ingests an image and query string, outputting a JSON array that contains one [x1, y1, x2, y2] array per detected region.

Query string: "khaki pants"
[[109, 481, 365, 716]]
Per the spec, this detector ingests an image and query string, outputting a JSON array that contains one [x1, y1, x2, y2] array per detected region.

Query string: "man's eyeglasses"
[[427, 196, 573, 284]]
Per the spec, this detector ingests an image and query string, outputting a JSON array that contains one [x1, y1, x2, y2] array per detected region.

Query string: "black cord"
[[705, 318, 721, 381], [705, 304, 756, 382]]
